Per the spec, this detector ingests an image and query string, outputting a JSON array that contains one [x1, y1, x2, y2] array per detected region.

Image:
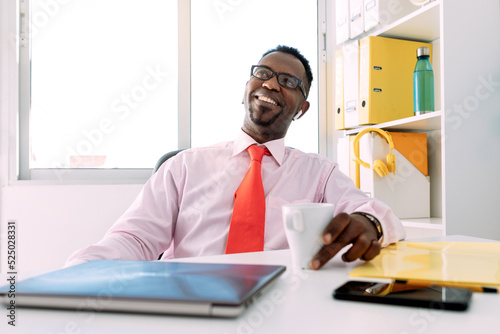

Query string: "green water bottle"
[[413, 47, 434, 115]]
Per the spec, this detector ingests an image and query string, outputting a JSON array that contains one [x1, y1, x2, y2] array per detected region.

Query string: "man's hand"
[[310, 212, 381, 270]]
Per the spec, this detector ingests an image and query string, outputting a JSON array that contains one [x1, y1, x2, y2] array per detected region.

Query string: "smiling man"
[[66, 45, 405, 269], [243, 50, 311, 143]]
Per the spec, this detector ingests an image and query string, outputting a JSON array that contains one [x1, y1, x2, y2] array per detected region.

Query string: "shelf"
[[401, 217, 443, 230], [345, 111, 441, 135], [334, 0, 447, 236], [377, 1, 441, 42], [336, 1, 441, 48], [402, 217, 444, 239]]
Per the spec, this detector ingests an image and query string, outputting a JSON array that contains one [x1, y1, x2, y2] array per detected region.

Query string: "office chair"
[[152, 149, 184, 174], [153, 148, 184, 260]]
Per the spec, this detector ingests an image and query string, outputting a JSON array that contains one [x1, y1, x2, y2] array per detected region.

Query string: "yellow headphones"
[[352, 128, 396, 188]]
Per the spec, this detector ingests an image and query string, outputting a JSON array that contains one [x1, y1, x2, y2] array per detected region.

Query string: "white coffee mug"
[[282, 203, 335, 269]]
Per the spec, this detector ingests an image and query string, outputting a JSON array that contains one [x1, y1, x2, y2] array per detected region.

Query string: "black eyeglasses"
[[251, 65, 307, 98]]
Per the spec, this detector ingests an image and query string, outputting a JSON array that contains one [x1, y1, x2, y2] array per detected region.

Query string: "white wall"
[[441, 0, 500, 240], [0, 184, 143, 275]]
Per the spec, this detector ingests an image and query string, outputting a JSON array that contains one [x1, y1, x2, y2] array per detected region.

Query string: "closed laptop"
[[0, 260, 286, 318]]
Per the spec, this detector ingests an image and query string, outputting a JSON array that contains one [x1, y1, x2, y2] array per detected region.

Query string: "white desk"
[[3, 236, 500, 334]]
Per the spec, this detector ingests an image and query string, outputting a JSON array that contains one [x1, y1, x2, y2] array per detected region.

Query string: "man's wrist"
[[352, 212, 383, 240]]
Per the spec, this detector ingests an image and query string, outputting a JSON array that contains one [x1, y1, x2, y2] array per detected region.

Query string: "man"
[[66, 45, 405, 270]]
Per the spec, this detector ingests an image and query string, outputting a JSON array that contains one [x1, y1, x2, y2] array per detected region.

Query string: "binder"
[[337, 136, 358, 189], [359, 36, 432, 125], [336, 0, 350, 45], [334, 49, 345, 130], [349, 0, 364, 39], [363, 0, 379, 31], [349, 135, 359, 187], [343, 40, 360, 129], [350, 242, 500, 289], [337, 136, 350, 176]]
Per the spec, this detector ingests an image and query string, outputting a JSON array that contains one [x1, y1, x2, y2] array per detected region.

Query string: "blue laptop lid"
[[0, 260, 286, 306]]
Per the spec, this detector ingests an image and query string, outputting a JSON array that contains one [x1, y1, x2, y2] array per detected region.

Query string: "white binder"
[[342, 40, 360, 128], [349, 0, 364, 39], [363, 0, 379, 31], [337, 136, 350, 177], [336, 0, 350, 45]]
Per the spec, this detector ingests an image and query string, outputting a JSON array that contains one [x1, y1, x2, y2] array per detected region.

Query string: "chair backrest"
[[153, 149, 184, 174]]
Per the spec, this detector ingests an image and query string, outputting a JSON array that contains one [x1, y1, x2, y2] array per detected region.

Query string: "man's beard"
[[249, 105, 283, 126]]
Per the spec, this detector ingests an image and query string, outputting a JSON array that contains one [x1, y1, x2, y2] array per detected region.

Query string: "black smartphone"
[[333, 281, 472, 311]]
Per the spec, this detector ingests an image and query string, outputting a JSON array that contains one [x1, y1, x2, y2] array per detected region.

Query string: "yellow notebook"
[[350, 242, 500, 288]]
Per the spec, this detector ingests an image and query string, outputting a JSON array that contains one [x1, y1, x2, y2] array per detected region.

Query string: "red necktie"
[[225, 145, 268, 254]]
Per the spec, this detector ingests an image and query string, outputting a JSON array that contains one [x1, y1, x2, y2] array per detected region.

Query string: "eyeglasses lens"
[[278, 75, 298, 89]]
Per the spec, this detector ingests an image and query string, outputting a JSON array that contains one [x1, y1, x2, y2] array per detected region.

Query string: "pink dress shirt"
[[65, 130, 405, 267]]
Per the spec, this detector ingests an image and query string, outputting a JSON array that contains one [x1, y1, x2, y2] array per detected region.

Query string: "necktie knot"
[[247, 145, 268, 162]]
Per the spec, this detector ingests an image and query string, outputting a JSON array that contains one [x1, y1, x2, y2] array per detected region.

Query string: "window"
[[27, 0, 178, 173], [19, 0, 322, 182]]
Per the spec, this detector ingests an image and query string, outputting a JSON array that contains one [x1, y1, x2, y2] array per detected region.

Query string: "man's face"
[[242, 51, 309, 142]]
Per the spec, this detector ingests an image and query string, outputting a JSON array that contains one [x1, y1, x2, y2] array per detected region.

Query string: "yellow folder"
[[359, 36, 433, 125], [334, 48, 345, 130], [350, 242, 500, 288]]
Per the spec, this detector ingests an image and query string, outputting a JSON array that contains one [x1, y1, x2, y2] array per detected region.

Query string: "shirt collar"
[[233, 129, 285, 166]]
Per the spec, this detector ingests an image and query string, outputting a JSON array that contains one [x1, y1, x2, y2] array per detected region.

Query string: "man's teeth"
[[258, 96, 278, 106]]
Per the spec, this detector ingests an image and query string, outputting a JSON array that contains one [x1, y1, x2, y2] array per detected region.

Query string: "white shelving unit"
[[377, 1, 440, 41], [332, 0, 500, 240], [345, 111, 442, 134]]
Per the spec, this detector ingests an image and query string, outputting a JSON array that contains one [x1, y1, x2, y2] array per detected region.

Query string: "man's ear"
[[295, 101, 310, 120]]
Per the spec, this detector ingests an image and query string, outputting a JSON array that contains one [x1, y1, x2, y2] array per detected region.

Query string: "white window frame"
[[4, 0, 328, 185]]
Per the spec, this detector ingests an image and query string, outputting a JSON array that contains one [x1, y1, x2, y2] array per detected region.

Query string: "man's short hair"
[[260, 45, 313, 96]]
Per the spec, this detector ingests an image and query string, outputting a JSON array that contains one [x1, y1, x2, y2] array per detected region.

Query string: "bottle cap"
[[417, 47, 430, 57]]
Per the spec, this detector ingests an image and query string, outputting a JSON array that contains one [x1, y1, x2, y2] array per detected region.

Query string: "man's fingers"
[[361, 240, 382, 261], [341, 235, 380, 262], [311, 212, 382, 269], [311, 242, 345, 269], [322, 212, 350, 244], [311, 214, 358, 269]]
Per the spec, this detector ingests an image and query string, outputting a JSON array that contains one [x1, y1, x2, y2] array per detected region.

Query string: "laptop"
[[0, 260, 286, 318]]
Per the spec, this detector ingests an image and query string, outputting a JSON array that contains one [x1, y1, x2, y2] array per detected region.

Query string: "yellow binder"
[[359, 36, 433, 125], [350, 242, 500, 288], [334, 48, 345, 130]]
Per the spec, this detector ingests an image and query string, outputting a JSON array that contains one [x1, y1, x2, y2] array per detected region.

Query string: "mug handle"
[[285, 210, 304, 233]]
